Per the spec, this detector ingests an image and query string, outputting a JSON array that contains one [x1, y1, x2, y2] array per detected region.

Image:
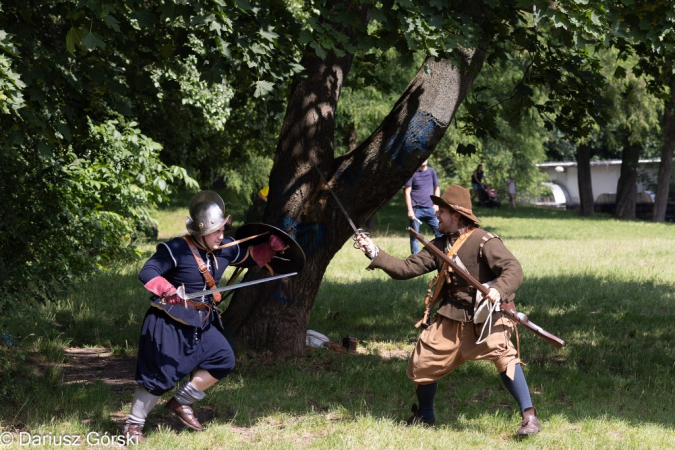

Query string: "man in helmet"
[[123, 191, 287, 443], [355, 184, 541, 436]]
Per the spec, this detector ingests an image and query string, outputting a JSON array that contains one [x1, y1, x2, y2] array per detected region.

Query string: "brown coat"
[[368, 228, 523, 322]]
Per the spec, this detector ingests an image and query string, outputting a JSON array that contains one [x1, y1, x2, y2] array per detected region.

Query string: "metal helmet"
[[185, 191, 232, 236]]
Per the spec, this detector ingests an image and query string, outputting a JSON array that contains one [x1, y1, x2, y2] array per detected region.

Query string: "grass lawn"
[[1, 191, 674, 449]]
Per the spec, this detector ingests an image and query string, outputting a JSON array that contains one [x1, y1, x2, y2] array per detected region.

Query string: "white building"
[[537, 159, 660, 206]]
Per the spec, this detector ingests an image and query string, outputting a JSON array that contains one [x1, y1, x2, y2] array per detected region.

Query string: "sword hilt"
[[351, 228, 371, 249], [176, 284, 189, 310]]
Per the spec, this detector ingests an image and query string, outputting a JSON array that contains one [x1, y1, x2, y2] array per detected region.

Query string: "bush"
[[0, 119, 198, 307]]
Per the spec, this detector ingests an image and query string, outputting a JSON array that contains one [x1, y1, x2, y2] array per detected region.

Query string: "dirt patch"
[[59, 348, 221, 431], [61, 347, 138, 393]]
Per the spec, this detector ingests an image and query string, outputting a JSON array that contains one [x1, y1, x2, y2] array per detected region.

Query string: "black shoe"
[[405, 404, 435, 427]]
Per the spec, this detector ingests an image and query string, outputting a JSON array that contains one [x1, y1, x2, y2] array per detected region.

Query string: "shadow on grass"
[[3, 269, 674, 435]]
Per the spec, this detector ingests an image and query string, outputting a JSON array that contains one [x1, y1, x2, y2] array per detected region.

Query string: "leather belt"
[[446, 285, 475, 294], [186, 300, 212, 311]]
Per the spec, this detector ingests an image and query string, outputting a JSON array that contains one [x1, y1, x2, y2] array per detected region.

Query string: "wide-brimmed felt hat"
[[430, 184, 481, 224]]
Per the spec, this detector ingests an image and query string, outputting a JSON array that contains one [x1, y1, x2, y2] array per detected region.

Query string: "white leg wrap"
[[127, 387, 161, 426], [174, 381, 206, 405]]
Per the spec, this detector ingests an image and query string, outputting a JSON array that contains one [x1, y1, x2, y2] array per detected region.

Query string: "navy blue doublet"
[[135, 236, 256, 394]]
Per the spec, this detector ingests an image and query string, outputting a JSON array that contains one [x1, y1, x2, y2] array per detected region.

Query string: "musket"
[[312, 164, 370, 247], [407, 227, 565, 349]]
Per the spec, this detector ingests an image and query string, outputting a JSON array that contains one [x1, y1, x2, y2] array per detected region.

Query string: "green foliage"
[[0, 118, 197, 310], [0, 0, 302, 306], [597, 51, 662, 151], [0, 27, 25, 115]]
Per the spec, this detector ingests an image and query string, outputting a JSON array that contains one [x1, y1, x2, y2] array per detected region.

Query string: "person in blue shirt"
[[405, 160, 442, 253], [123, 191, 285, 443]]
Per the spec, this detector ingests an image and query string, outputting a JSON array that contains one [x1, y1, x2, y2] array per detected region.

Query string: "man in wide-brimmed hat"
[[355, 184, 541, 436]]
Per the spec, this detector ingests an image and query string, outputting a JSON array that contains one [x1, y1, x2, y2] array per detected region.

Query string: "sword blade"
[[183, 272, 297, 300], [313, 164, 360, 234]]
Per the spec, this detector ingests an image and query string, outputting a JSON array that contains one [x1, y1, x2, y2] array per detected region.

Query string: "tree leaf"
[[289, 63, 304, 73], [102, 15, 120, 32], [310, 41, 327, 59], [253, 80, 275, 98], [456, 143, 477, 155], [235, 0, 253, 10], [132, 9, 158, 27], [613, 65, 627, 79], [156, 3, 176, 22], [66, 27, 83, 54], [260, 28, 279, 41], [82, 31, 106, 50]]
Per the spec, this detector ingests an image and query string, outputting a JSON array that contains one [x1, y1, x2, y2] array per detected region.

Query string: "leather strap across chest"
[[445, 227, 477, 267], [183, 236, 221, 304], [417, 228, 477, 326]]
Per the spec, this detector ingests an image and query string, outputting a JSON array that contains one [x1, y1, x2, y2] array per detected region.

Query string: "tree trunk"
[[576, 143, 594, 216], [222, 45, 489, 357], [653, 78, 675, 222], [614, 140, 641, 220]]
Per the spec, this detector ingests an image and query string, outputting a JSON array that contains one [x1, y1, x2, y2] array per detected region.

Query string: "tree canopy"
[[2, 0, 674, 353]]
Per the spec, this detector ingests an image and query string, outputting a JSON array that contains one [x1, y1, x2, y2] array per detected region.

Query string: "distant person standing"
[[405, 160, 442, 254], [471, 164, 485, 202], [507, 177, 517, 209]]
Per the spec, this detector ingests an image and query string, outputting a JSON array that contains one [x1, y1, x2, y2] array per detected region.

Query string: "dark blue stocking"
[[499, 364, 533, 413], [416, 381, 438, 421]]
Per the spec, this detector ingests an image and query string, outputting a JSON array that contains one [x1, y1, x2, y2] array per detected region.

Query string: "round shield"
[[235, 223, 306, 274]]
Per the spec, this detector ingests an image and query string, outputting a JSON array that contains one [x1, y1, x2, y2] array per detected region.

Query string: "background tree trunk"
[[576, 143, 594, 216], [221, 46, 489, 357], [614, 140, 641, 220], [653, 79, 675, 222]]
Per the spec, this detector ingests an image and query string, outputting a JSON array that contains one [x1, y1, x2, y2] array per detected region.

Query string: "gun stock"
[[407, 227, 564, 349]]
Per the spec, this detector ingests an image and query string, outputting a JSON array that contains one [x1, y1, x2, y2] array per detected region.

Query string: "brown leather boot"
[[404, 404, 436, 427], [165, 397, 204, 431], [123, 423, 146, 444], [516, 407, 541, 436]]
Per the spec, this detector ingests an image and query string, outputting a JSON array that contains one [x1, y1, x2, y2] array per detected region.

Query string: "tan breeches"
[[406, 313, 520, 384]]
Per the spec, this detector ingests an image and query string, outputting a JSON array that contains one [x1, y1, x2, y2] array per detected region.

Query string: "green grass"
[[1, 192, 675, 449]]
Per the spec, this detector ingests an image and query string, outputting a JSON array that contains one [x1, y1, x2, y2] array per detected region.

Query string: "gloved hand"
[[486, 287, 501, 304], [165, 292, 184, 305], [251, 234, 287, 267], [355, 234, 379, 260], [144, 276, 182, 304]]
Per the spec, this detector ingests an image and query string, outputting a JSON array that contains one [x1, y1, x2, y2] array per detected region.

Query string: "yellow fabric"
[[406, 314, 519, 384], [259, 186, 269, 197]]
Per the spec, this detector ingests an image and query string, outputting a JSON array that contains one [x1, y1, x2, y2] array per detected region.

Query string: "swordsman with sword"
[[355, 184, 548, 436], [123, 191, 304, 443]]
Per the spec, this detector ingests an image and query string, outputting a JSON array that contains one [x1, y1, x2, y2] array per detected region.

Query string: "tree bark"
[[614, 140, 641, 220], [653, 77, 675, 222], [222, 37, 489, 357], [576, 143, 594, 216]]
